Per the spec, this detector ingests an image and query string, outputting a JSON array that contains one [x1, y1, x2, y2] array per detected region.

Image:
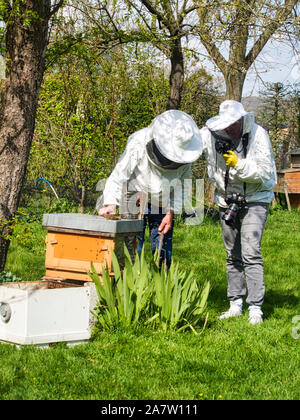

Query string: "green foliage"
[[181, 68, 220, 128], [0, 270, 22, 283], [149, 256, 210, 333], [0, 0, 42, 54], [27, 43, 169, 211], [269, 199, 285, 214], [90, 245, 210, 333], [4, 211, 47, 256], [258, 82, 300, 167], [11, 220, 45, 256], [47, 198, 79, 214]]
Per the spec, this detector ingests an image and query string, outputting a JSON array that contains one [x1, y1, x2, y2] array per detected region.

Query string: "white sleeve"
[[233, 126, 277, 187], [102, 138, 140, 206], [201, 128, 218, 189]]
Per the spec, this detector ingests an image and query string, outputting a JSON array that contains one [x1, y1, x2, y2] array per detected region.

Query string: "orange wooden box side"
[[45, 232, 121, 282], [284, 172, 300, 193], [274, 171, 300, 194]]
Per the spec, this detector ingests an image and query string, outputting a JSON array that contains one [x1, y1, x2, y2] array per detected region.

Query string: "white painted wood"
[[0, 282, 91, 345]]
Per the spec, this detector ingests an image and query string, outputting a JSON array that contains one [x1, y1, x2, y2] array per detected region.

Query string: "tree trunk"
[[167, 37, 184, 110], [0, 1, 52, 271], [224, 67, 247, 102], [79, 185, 86, 214]]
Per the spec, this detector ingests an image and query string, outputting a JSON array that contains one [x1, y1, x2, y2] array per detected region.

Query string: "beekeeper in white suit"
[[201, 100, 277, 324], [98, 110, 203, 269]]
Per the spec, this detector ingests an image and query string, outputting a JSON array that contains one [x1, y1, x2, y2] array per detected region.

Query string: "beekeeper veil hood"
[[205, 100, 255, 150], [206, 100, 250, 132], [146, 110, 203, 169]]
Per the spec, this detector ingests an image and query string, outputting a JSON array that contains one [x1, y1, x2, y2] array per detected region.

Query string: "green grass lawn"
[[1, 209, 300, 400]]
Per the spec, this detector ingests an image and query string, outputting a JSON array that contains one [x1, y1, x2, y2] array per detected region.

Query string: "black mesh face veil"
[[146, 139, 185, 170], [209, 118, 244, 154]]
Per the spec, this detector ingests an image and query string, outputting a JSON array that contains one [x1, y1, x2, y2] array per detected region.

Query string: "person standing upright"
[[201, 100, 277, 324]]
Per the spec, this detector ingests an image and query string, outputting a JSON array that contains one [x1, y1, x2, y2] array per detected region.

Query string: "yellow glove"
[[223, 150, 239, 168]]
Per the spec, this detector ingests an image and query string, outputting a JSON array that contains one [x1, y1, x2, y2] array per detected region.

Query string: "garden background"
[[0, 0, 299, 401]]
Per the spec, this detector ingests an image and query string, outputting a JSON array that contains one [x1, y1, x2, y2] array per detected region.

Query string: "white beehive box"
[[0, 280, 90, 346]]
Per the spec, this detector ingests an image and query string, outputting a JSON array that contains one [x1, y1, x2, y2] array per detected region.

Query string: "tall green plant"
[[149, 253, 210, 333], [89, 246, 153, 330], [90, 246, 210, 333]]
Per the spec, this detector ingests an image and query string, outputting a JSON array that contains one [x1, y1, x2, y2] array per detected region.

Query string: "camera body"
[[222, 193, 246, 226], [215, 137, 233, 155]]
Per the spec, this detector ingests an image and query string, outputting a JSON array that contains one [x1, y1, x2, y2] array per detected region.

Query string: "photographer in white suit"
[[201, 100, 277, 324]]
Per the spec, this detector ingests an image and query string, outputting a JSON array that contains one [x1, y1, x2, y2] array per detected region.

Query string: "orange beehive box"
[[44, 232, 124, 282], [274, 169, 300, 210], [42, 214, 144, 282]]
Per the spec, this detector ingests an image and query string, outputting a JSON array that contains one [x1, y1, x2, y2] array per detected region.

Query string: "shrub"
[[0, 271, 22, 283], [47, 198, 79, 214], [10, 216, 46, 256]]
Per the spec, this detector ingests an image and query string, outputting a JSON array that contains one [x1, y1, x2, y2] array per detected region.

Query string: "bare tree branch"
[[245, 0, 299, 70], [50, 0, 65, 16]]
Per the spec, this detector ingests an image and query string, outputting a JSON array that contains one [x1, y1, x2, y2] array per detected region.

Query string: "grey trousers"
[[219, 203, 269, 306]]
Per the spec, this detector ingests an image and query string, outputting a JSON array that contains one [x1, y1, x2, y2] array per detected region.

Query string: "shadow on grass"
[[263, 289, 300, 318], [204, 269, 300, 324], [207, 285, 300, 323]]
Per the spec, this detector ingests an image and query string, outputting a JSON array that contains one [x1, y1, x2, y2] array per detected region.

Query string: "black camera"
[[209, 130, 234, 155], [222, 193, 246, 226], [215, 137, 233, 155]]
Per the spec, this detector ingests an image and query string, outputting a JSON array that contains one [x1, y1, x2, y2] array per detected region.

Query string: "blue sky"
[[243, 41, 300, 96]]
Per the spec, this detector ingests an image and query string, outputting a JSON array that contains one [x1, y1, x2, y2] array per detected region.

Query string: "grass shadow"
[[263, 289, 300, 318]]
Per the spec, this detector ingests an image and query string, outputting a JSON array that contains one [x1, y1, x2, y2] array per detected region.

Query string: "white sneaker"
[[248, 305, 263, 325], [219, 299, 243, 320]]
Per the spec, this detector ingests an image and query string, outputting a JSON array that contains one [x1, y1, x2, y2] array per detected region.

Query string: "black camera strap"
[[242, 133, 249, 159], [224, 133, 249, 201]]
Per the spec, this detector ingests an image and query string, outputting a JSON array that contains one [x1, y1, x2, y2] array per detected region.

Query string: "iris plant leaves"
[[90, 246, 210, 333]]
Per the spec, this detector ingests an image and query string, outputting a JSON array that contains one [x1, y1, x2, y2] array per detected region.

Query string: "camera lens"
[[222, 203, 239, 226]]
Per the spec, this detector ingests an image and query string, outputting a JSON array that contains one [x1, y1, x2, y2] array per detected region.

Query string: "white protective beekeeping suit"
[[201, 100, 277, 325], [200, 106, 277, 208], [101, 110, 203, 216]]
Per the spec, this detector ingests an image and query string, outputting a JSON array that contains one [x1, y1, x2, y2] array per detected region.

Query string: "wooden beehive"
[[274, 149, 300, 210], [42, 214, 144, 282], [290, 150, 300, 169]]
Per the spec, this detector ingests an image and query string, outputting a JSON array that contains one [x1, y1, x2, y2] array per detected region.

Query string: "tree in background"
[[259, 82, 300, 168], [68, 0, 200, 110], [0, 0, 64, 271], [60, 1, 298, 107], [259, 83, 288, 163], [27, 43, 169, 212], [181, 68, 221, 128], [195, 0, 298, 100], [281, 85, 300, 163], [127, 0, 198, 110]]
